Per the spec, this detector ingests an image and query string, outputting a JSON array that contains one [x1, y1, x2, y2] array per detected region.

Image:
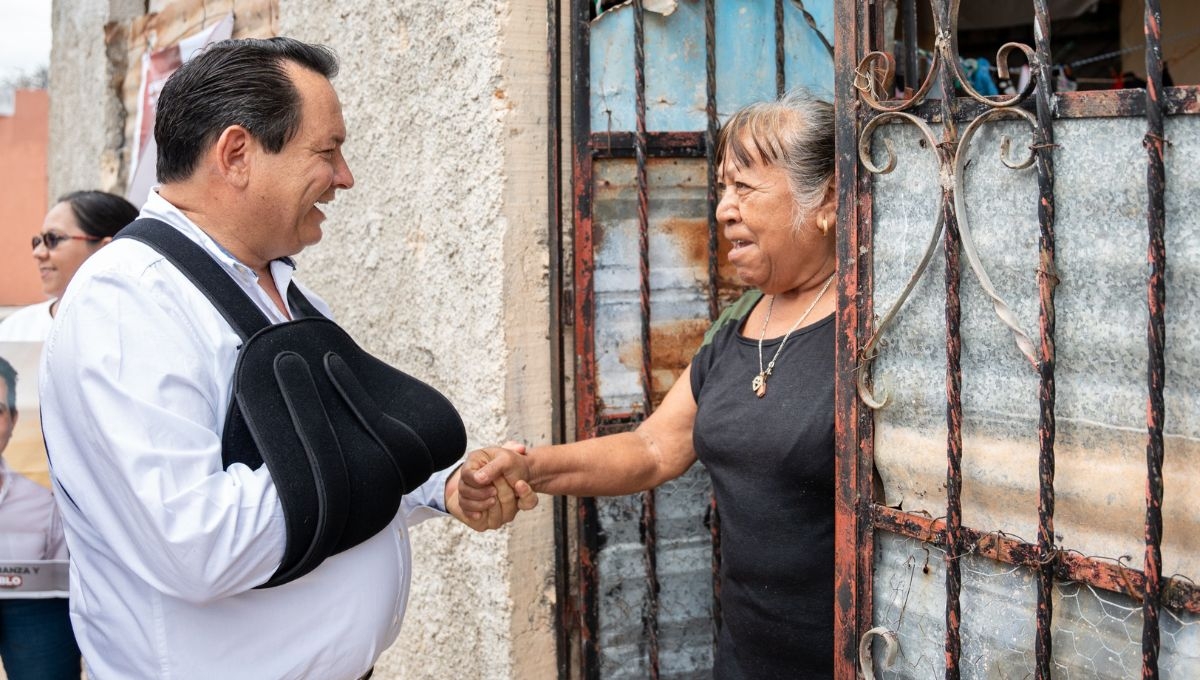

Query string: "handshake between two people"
[[446, 442, 537, 532]]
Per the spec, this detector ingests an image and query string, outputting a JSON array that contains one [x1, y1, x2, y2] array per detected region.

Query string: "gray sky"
[[0, 1, 51, 81]]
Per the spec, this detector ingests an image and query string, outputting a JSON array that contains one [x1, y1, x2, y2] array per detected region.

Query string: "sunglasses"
[[32, 232, 102, 251]]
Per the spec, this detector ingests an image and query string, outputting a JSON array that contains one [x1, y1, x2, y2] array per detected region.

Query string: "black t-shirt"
[[690, 291, 835, 679]]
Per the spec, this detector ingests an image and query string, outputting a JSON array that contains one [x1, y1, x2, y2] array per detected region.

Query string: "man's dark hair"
[[0, 356, 16, 416], [154, 37, 339, 183], [57, 191, 139, 238]]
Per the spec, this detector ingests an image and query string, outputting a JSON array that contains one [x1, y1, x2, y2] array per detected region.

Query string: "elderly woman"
[[0, 191, 138, 340], [461, 90, 838, 678]]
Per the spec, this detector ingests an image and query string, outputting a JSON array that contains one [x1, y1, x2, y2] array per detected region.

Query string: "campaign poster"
[[0, 342, 48, 489], [126, 12, 235, 208], [0, 341, 69, 598]]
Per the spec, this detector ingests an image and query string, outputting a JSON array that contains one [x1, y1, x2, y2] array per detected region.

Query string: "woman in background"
[[0, 190, 135, 679], [0, 190, 138, 340]]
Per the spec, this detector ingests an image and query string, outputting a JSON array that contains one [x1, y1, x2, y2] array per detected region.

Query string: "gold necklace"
[[752, 273, 836, 398]]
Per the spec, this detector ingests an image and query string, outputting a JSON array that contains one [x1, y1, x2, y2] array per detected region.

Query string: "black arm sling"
[[117, 219, 466, 587]]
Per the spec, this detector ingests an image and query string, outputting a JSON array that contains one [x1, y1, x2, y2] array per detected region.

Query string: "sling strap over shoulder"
[[117, 219, 466, 587]]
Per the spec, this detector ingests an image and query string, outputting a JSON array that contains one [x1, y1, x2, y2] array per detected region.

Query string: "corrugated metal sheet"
[[866, 112, 1200, 676], [592, 467, 714, 679], [591, 157, 731, 415], [588, 157, 718, 679], [589, 0, 834, 133]]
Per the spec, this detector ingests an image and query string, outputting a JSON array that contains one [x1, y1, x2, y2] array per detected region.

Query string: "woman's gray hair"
[[716, 89, 835, 231]]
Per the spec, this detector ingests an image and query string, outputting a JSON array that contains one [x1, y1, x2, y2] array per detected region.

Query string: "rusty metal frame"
[[567, 1, 600, 677], [548, 0, 569, 676], [557, 0, 1197, 677], [836, 1, 1200, 678], [703, 0, 722, 653], [1029, 2, 1059, 675], [832, 1, 875, 677]]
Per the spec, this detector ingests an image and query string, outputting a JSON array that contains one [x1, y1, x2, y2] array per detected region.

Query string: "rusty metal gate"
[[836, 0, 1199, 679], [549, 0, 1198, 678], [549, 0, 835, 677]]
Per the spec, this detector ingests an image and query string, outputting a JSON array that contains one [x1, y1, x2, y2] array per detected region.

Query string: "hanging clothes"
[[968, 57, 999, 96]]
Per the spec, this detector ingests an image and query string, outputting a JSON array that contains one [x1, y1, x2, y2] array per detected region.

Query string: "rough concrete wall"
[[48, 0, 143, 200], [280, 1, 556, 679]]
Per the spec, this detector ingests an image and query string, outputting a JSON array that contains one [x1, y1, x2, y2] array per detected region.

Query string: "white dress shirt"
[[40, 192, 456, 680], [0, 299, 55, 341]]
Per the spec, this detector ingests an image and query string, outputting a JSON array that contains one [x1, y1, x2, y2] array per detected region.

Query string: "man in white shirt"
[[40, 37, 530, 680]]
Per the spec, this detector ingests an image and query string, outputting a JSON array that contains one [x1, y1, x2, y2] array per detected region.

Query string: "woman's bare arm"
[[461, 364, 699, 502]]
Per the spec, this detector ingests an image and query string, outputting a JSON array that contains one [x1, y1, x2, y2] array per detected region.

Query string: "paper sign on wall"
[[126, 13, 234, 208]]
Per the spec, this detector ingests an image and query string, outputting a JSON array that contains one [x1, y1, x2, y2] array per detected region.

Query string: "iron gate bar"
[[587, 131, 707, 158], [832, 0, 876, 676], [869, 0, 887, 52], [900, 0, 919, 96], [775, 0, 786, 97], [630, 2, 662, 677], [546, 0, 573, 677], [931, 2, 966, 676], [704, 0, 719, 324], [1030, 1, 1059, 678], [872, 506, 1200, 615], [568, 0, 601, 676], [1141, 0, 1167, 676], [703, 0, 722, 650], [570, 0, 596, 457], [548, 0, 565, 465], [633, 0, 653, 427]]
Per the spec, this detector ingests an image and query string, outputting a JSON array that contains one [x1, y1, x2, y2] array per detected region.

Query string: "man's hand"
[[446, 441, 536, 532]]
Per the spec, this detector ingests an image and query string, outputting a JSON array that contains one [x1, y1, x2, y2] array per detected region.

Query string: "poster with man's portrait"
[[0, 340, 69, 598], [0, 342, 48, 488]]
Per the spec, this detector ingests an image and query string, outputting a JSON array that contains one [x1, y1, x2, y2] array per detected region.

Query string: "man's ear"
[[212, 125, 255, 189]]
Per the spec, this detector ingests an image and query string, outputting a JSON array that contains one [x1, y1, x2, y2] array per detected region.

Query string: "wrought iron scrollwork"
[[952, 107, 1041, 368], [855, 112, 946, 409], [853, 0, 1047, 409]]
